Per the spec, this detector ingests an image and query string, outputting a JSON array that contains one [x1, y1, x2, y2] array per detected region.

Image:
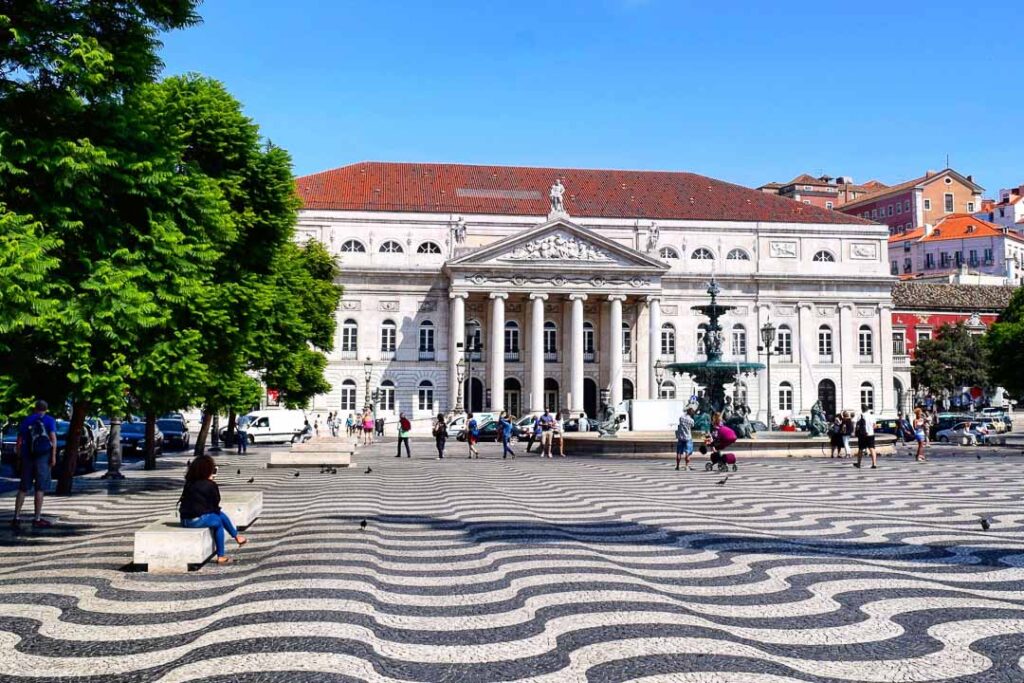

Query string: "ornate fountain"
[[665, 277, 764, 435]]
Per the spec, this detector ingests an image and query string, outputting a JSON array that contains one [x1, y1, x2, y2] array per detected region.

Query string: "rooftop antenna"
[[945, 153, 950, 169]]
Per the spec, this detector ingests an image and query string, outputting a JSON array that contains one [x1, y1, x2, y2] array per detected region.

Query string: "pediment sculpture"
[[501, 234, 613, 262]]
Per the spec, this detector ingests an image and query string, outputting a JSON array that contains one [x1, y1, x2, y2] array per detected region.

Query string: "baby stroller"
[[702, 423, 739, 473]]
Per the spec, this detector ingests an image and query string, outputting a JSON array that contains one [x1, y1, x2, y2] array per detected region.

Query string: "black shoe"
[[503, 454, 507, 459], [675, 464, 680, 470], [853, 462, 861, 468], [870, 465, 876, 469], [394, 454, 401, 457]]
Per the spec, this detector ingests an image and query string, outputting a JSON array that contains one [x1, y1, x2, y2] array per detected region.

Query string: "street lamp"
[[758, 320, 778, 430], [456, 357, 467, 414], [363, 357, 376, 426], [654, 359, 665, 399]]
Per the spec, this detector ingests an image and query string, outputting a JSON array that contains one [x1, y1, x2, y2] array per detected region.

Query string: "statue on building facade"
[[452, 216, 467, 244], [549, 179, 566, 216], [646, 221, 660, 252]]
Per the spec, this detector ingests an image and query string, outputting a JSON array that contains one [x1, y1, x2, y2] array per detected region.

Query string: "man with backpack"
[[853, 405, 877, 469], [12, 401, 58, 529]]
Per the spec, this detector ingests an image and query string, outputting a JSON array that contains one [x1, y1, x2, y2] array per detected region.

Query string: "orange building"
[[839, 169, 983, 235]]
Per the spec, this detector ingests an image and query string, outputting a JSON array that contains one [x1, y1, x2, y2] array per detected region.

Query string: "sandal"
[[236, 535, 248, 547], [216, 556, 233, 565]]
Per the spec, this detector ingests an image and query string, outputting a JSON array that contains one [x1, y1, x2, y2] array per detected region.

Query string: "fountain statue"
[[809, 400, 828, 437], [666, 277, 764, 438]]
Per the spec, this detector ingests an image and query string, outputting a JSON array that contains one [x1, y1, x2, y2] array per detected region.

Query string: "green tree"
[[986, 288, 1024, 399], [0, 1, 201, 492], [911, 322, 990, 397]]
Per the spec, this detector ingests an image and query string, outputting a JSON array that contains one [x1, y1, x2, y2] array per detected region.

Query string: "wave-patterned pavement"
[[0, 442, 1023, 682]]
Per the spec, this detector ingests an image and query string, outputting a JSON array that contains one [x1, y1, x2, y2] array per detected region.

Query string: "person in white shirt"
[[854, 405, 877, 469], [554, 412, 565, 457]]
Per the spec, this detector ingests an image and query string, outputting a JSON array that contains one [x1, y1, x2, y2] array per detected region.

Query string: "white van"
[[446, 413, 498, 438], [241, 409, 307, 444]]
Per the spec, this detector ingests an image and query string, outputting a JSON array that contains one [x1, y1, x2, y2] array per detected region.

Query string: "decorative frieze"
[[769, 241, 798, 258], [850, 243, 878, 260], [816, 306, 835, 317], [341, 300, 361, 311], [500, 233, 613, 262], [464, 273, 652, 289], [379, 300, 399, 312]]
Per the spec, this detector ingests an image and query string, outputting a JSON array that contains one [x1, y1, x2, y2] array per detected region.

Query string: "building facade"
[[977, 183, 1024, 232], [296, 162, 898, 430], [758, 174, 882, 208], [839, 168, 984, 235], [889, 214, 1024, 285]]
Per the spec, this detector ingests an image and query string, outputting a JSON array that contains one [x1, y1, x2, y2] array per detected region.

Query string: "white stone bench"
[[290, 441, 355, 454], [133, 491, 262, 573], [268, 451, 352, 468]]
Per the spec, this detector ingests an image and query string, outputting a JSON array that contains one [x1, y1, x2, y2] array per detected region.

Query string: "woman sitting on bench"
[[179, 455, 247, 565]]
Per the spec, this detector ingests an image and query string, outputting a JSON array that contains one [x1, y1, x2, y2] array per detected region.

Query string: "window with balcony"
[[925, 253, 935, 269], [818, 325, 833, 362], [504, 321, 520, 361], [418, 321, 435, 360], [583, 322, 595, 362], [777, 325, 793, 361], [543, 321, 558, 361], [892, 332, 907, 358], [340, 318, 358, 358], [969, 249, 978, 267], [661, 323, 676, 358], [380, 319, 397, 358], [984, 248, 993, 264], [858, 325, 873, 360]]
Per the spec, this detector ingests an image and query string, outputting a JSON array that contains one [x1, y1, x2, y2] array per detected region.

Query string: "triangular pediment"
[[447, 218, 668, 271]]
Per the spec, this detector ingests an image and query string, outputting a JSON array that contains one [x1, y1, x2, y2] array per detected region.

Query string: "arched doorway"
[[817, 378, 836, 418], [583, 378, 598, 418], [544, 378, 559, 413], [504, 378, 522, 418], [464, 377, 484, 413], [622, 378, 634, 403]]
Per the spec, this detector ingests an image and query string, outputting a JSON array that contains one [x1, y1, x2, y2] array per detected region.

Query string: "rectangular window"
[[622, 327, 632, 355], [896, 202, 903, 214], [984, 248, 994, 263], [776, 328, 792, 358], [859, 329, 873, 358], [661, 329, 676, 356], [379, 386, 395, 412], [924, 199, 932, 211], [871, 209, 878, 218], [341, 326, 357, 353], [925, 253, 935, 269], [825, 201, 833, 209], [381, 327, 396, 352], [944, 193, 954, 212], [967, 201, 975, 212], [504, 327, 519, 353], [778, 385, 793, 411], [917, 330, 932, 343], [818, 330, 833, 358], [860, 386, 874, 411], [731, 330, 746, 356], [543, 328, 557, 354], [905, 199, 911, 212], [340, 385, 356, 411], [954, 251, 962, 266], [419, 327, 434, 352], [903, 258, 911, 273], [887, 205, 894, 216], [969, 249, 978, 265], [418, 387, 433, 412], [892, 332, 906, 356], [891, 261, 899, 275]]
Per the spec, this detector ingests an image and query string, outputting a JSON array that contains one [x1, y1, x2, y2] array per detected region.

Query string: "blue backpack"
[[27, 417, 51, 456]]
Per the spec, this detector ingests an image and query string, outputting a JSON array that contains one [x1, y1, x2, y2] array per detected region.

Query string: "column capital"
[[878, 303, 894, 311], [568, 293, 588, 302], [449, 291, 469, 300], [489, 292, 509, 300], [607, 294, 628, 303], [645, 295, 661, 305], [756, 302, 772, 312], [838, 302, 856, 311], [797, 302, 815, 311], [529, 293, 548, 301]]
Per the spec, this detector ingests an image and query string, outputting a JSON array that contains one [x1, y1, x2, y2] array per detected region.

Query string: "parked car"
[[85, 417, 109, 450], [514, 415, 537, 440], [219, 410, 306, 445], [446, 413, 498, 439], [455, 419, 517, 443], [120, 421, 163, 457], [55, 420, 97, 473], [1, 422, 18, 466], [750, 420, 768, 433], [935, 421, 987, 445], [873, 419, 905, 437], [157, 418, 190, 450], [563, 417, 600, 432]]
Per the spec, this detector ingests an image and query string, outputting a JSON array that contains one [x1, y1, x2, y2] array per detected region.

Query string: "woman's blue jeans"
[[181, 511, 238, 557]]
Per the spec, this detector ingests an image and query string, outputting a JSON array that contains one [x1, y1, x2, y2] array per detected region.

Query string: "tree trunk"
[[193, 410, 212, 457], [210, 412, 221, 451], [55, 400, 89, 496], [102, 417, 124, 479], [144, 411, 157, 470], [226, 410, 236, 448]]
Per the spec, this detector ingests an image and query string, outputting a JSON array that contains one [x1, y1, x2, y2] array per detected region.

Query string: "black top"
[[179, 479, 221, 520]]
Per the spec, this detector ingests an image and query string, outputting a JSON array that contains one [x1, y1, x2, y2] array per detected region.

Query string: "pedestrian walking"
[[11, 400, 57, 529], [553, 411, 565, 457], [841, 411, 854, 458], [466, 412, 480, 458], [361, 410, 373, 446], [539, 408, 555, 457], [375, 417, 385, 438], [853, 405, 877, 469], [828, 415, 843, 458], [498, 411, 516, 459], [236, 416, 249, 455], [346, 413, 355, 437], [913, 407, 928, 462], [525, 414, 542, 454], [395, 412, 412, 457], [675, 408, 695, 471], [314, 414, 320, 437], [432, 413, 447, 459], [179, 455, 247, 565]]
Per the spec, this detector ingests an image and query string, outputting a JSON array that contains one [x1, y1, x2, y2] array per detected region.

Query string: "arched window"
[[418, 320, 435, 359], [660, 323, 676, 357], [818, 325, 833, 361], [417, 241, 442, 254], [583, 321, 595, 360], [697, 322, 708, 356], [379, 240, 403, 253], [860, 382, 874, 411], [659, 380, 676, 400], [659, 246, 679, 259], [340, 318, 358, 355], [504, 321, 520, 359], [858, 325, 873, 359], [341, 239, 366, 253], [777, 324, 793, 358], [340, 379, 357, 411], [778, 381, 793, 411], [813, 250, 836, 263], [622, 322, 632, 357], [417, 380, 434, 412], [543, 321, 557, 359], [731, 324, 747, 357], [727, 248, 750, 261], [622, 378, 635, 402], [381, 319, 397, 354], [691, 247, 715, 260], [379, 379, 396, 412]]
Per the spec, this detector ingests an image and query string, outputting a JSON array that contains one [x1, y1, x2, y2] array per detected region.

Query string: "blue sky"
[[160, 0, 1021, 194]]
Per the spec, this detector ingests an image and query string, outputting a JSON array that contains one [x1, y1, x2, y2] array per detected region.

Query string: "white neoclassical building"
[[295, 162, 898, 430]]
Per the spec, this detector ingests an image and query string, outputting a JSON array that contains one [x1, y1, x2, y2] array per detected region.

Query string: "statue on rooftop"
[[549, 179, 566, 216]]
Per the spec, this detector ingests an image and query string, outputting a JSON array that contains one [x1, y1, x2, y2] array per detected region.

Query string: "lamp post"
[[464, 326, 480, 412], [456, 357, 467, 414], [758, 320, 778, 430], [363, 357, 375, 427], [654, 359, 665, 399]]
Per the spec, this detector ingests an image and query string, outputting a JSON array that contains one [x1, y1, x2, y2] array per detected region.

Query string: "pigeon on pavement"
[[246, 477, 254, 484], [293, 471, 300, 478], [716, 475, 730, 486], [979, 517, 991, 531], [360, 519, 367, 531], [365, 467, 373, 474]]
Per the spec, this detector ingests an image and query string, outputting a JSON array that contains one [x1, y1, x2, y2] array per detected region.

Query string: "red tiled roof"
[[296, 162, 874, 225], [785, 173, 826, 186], [887, 214, 1024, 244]]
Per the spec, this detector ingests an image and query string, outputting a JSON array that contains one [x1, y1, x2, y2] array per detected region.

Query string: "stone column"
[[647, 296, 661, 398], [838, 303, 856, 412], [608, 295, 626, 408], [568, 293, 587, 412], [448, 291, 467, 411], [489, 292, 507, 412], [879, 304, 894, 416], [797, 303, 815, 413], [529, 293, 547, 413]]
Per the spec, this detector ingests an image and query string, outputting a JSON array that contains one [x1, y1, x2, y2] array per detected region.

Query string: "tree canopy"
[[986, 288, 1024, 399], [911, 322, 990, 396]]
